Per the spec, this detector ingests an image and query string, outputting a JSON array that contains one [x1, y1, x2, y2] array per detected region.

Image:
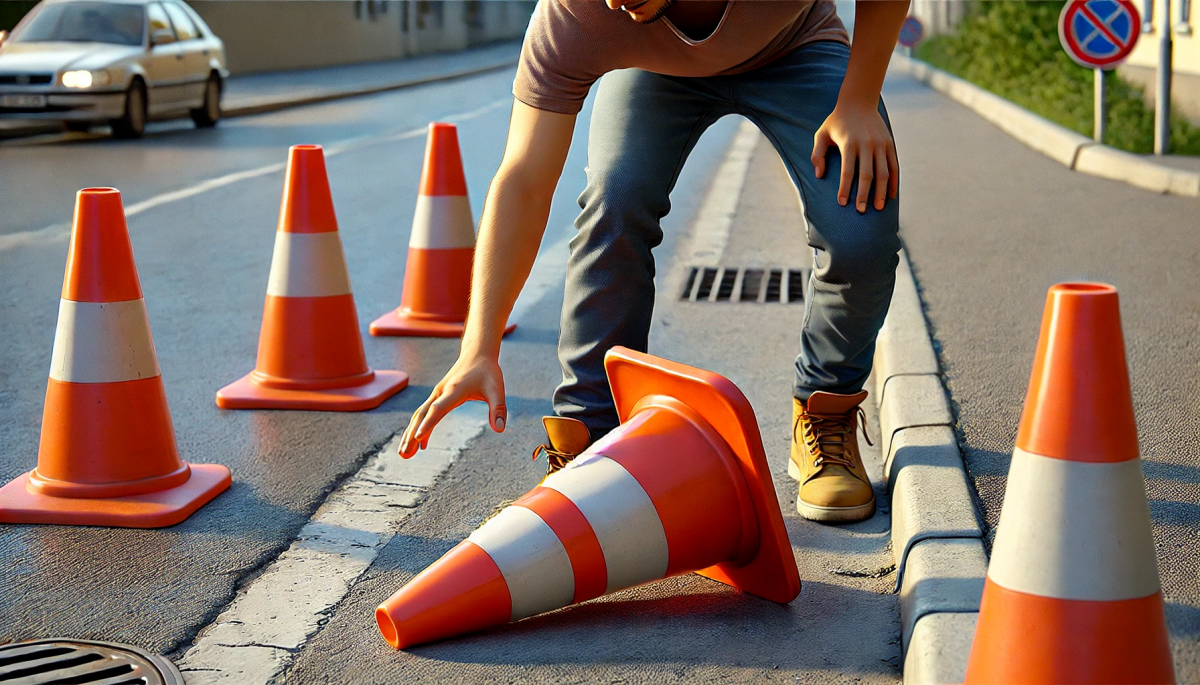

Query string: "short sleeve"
[[513, 0, 607, 115]]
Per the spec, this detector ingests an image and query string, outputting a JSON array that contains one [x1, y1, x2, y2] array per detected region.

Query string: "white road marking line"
[[0, 98, 509, 254], [683, 118, 760, 267], [175, 228, 573, 683]]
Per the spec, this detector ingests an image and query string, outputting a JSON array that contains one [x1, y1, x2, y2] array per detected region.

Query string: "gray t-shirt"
[[513, 0, 850, 114]]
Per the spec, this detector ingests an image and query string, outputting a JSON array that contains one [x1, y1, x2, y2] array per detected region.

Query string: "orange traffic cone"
[[0, 188, 231, 528], [216, 145, 408, 411], [369, 122, 514, 337], [375, 347, 800, 649], [964, 283, 1174, 684]]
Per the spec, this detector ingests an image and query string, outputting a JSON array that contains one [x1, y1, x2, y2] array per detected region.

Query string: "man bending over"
[[401, 0, 908, 524]]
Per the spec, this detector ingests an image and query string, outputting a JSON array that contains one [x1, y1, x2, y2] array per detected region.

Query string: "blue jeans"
[[553, 41, 901, 440]]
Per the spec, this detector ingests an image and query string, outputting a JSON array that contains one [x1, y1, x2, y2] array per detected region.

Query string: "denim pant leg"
[[735, 41, 902, 400], [553, 69, 731, 439]]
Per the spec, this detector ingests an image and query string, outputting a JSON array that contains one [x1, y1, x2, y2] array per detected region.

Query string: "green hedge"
[[916, 1, 1200, 155]]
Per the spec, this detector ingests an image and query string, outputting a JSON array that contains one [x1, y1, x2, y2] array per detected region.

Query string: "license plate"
[[1, 93, 47, 108]]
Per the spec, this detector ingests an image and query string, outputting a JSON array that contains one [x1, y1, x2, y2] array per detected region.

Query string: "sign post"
[[898, 16, 924, 57], [1058, 0, 1141, 145], [1155, 0, 1172, 155]]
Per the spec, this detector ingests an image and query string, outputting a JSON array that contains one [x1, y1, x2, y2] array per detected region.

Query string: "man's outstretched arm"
[[812, 0, 910, 213], [400, 100, 576, 456]]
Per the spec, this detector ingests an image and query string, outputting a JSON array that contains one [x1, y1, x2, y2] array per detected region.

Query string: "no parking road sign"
[[898, 16, 924, 48], [1058, 0, 1141, 69]]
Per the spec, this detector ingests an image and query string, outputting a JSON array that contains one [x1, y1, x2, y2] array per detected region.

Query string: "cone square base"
[[369, 310, 515, 338], [0, 463, 231, 528], [604, 347, 801, 604], [216, 369, 408, 411]]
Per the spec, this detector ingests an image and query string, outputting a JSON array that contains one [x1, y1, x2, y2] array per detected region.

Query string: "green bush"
[[916, 1, 1200, 155]]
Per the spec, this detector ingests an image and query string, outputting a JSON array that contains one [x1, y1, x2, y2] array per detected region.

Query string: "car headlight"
[[61, 70, 112, 89]]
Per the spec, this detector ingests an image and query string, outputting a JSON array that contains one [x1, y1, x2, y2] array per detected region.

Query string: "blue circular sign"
[[1058, 0, 1141, 69], [898, 16, 924, 48]]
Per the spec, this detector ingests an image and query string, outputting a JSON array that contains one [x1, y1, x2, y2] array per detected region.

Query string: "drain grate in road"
[[681, 266, 808, 304], [0, 639, 182, 685]]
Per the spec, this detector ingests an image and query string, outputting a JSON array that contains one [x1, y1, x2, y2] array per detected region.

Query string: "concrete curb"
[[891, 53, 1200, 199], [874, 250, 985, 684], [223, 57, 518, 118]]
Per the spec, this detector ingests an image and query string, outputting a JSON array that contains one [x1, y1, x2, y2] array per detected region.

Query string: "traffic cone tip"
[[1016, 281, 1139, 463]]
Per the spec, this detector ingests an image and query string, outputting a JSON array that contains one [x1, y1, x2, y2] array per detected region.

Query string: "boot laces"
[[532, 444, 576, 475], [794, 405, 873, 469]]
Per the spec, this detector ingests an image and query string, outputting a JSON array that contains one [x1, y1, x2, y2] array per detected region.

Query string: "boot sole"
[[796, 497, 876, 523]]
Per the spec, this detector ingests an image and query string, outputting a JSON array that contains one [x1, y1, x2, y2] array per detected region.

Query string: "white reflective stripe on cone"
[[468, 505, 574, 620], [542, 454, 669, 593], [408, 195, 475, 250], [989, 448, 1161, 601], [266, 231, 353, 298], [50, 298, 160, 383]]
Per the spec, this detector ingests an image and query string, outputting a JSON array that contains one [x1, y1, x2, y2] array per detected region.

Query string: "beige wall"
[[189, 0, 534, 74], [1123, 0, 1199, 76]]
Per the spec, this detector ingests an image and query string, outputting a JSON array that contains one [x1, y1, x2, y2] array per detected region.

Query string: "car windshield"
[[12, 2, 145, 46]]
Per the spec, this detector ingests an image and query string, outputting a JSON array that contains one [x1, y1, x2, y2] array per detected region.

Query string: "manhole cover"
[[0, 639, 182, 684]]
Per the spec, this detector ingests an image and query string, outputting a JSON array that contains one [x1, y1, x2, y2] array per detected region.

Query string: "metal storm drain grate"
[[681, 266, 808, 303], [0, 639, 182, 685]]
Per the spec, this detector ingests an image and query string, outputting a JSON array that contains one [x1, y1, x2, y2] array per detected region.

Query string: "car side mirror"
[[150, 28, 175, 46]]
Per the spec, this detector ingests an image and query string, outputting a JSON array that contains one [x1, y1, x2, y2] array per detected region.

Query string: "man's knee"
[[576, 165, 669, 250], [814, 209, 901, 284]]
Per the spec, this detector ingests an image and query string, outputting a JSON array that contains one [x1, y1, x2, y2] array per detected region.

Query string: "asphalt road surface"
[[886, 69, 1200, 679], [0, 55, 901, 683], [2, 47, 1195, 684]]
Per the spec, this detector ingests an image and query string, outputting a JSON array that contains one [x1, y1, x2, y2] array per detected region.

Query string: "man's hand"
[[396, 100, 576, 458], [812, 103, 899, 213], [399, 354, 505, 457], [814, 0, 910, 214]]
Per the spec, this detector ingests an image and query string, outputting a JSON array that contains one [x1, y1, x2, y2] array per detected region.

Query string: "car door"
[[161, 2, 206, 107], [142, 1, 185, 115]]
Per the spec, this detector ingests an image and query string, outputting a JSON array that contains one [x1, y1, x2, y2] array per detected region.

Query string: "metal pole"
[[1155, 0, 1173, 155], [1094, 68, 1106, 143]]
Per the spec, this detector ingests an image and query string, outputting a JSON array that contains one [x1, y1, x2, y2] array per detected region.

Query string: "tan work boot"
[[788, 391, 876, 523], [532, 416, 591, 480]]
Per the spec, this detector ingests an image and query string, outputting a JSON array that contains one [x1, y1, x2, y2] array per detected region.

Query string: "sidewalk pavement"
[[0, 41, 520, 139], [222, 41, 520, 117], [891, 53, 1200, 198]]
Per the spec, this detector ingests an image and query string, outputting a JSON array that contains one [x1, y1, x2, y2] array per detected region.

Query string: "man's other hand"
[[812, 103, 899, 214]]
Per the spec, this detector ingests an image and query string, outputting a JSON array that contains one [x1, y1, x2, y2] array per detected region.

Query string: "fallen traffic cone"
[[216, 145, 408, 411], [964, 283, 1174, 684], [0, 188, 231, 528], [369, 122, 514, 337], [375, 347, 800, 649]]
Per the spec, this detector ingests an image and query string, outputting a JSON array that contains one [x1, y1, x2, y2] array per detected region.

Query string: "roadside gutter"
[[891, 53, 1200, 199]]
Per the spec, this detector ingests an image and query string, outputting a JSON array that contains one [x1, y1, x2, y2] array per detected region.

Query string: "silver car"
[[0, 0, 228, 138]]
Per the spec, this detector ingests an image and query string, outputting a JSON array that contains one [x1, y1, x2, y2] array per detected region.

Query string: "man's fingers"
[[399, 394, 436, 457], [873, 147, 890, 211], [854, 147, 873, 213], [413, 391, 460, 449], [887, 144, 900, 199], [837, 143, 856, 207], [811, 130, 831, 179]]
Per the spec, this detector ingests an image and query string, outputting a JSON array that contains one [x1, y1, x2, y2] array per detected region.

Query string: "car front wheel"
[[111, 79, 146, 139], [191, 74, 221, 128]]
